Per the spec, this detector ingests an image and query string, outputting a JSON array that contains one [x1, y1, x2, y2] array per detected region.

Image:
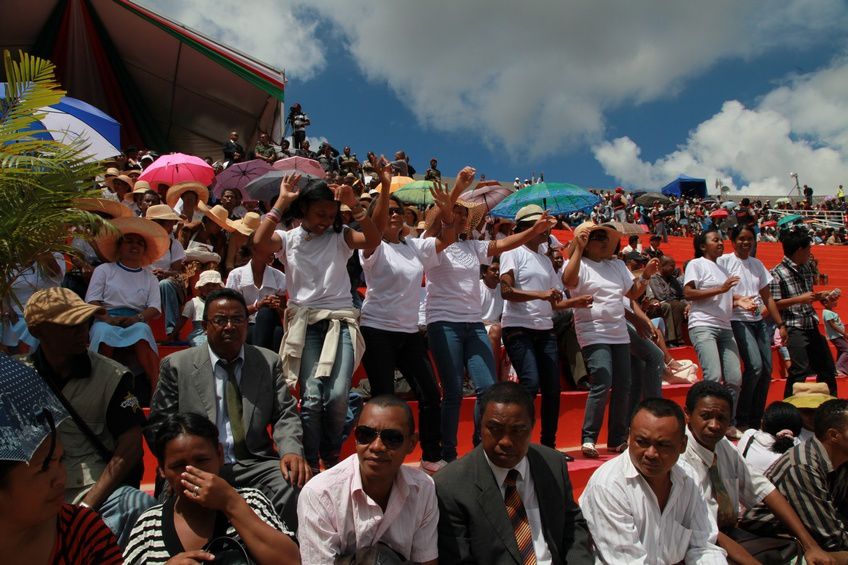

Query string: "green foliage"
[[0, 50, 107, 310]]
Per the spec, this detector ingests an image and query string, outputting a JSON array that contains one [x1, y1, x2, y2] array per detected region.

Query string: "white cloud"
[[593, 58, 848, 196]]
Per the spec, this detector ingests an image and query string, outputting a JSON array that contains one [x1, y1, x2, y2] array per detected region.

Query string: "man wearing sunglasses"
[[297, 395, 439, 564]]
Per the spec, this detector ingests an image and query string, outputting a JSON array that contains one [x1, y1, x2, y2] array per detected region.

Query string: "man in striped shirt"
[[741, 399, 848, 561]]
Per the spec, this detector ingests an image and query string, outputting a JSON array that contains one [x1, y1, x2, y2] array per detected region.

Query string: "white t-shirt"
[[150, 237, 186, 271], [8, 254, 65, 314], [181, 296, 206, 322], [500, 245, 561, 330], [569, 257, 633, 346], [684, 257, 733, 330], [360, 238, 439, 333], [226, 261, 287, 323], [85, 262, 160, 312], [274, 227, 353, 309], [425, 239, 491, 324], [717, 253, 772, 322], [480, 280, 503, 324]]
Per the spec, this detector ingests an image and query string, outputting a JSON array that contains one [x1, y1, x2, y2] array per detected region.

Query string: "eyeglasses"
[[388, 207, 404, 215], [353, 425, 406, 449], [209, 315, 246, 328]]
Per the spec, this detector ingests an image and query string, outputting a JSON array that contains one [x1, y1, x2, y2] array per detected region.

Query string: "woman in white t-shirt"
[[718, 225, 787, 430], [253, 171, 382, 472], [563, 222, 649, 458], [424, 168, 554, 462], [359, 186, 456, 474], [736, 401, 802, 476], [683, 229, 752, 439]]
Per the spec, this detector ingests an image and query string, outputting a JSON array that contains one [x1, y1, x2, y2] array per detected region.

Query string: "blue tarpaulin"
[[660, 175, 707, 199]]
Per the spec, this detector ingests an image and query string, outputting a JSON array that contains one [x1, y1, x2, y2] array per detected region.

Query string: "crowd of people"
[[1, 117, 847, 563]]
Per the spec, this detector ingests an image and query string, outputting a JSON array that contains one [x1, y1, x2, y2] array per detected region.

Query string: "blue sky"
[[139, 1, 848, 196]]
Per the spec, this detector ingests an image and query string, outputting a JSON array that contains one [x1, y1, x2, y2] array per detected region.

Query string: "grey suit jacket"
[[149, 344, 303, 459], [435, 444, 593, 564]]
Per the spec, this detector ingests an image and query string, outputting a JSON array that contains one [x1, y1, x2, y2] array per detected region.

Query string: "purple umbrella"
[[211, 159, 272, 199], [459, 180, 514, 211]]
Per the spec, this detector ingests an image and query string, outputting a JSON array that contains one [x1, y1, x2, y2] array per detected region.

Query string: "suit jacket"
[[150, 344, 303, 459], [435, 444, 593, 564], [222, 140, 244, 160]]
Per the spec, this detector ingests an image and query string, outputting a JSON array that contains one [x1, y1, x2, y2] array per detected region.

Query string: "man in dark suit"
[[435, 382, 593, 564], [222, 131, 244, 161], [149, 288, 310, 528]]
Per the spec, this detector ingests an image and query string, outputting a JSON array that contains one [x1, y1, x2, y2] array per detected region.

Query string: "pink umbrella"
[[138, 153, 214, 187], [272, 156, 325, 178], [459, 181, 514, 211], [210, 159, 272, 198]]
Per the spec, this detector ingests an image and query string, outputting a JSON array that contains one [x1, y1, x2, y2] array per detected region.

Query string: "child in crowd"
[[177, 270, 223, 346], [822, 293, 848, 375], [479, 260, 504, 380]]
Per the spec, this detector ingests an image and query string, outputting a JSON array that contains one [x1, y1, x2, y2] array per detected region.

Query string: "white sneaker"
[[420, 459, 448, 475]]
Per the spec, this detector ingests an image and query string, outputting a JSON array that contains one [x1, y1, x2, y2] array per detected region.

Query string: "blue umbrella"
[[0, 355, 69, 463], [777, 214, 803, 228], [1, 83, 121, 160], [489, 182, 600, 219]]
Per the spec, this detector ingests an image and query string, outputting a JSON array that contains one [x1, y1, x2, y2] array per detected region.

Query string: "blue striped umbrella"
[[490, 182, 600, 219]]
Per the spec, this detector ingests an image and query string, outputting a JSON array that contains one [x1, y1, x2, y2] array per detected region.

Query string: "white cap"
[[195, 270, 223, 289]]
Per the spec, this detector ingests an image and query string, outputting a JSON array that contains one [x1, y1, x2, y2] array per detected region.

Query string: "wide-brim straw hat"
[[198, 202, 237, 232], [185, 241, 221, 264], [145, 204, 182, 222], [96, 217, 170, 266], [166, 181, 209, 209], [105, 174, 134, 191], [231, 212, 261, 236], [130, 179, 152, 194], [574, 221, 624, 257], [424, 199, 486, 238], [784, 382, 836, 409], [74, 197, 134, 219], [24, 287, 106, 327]]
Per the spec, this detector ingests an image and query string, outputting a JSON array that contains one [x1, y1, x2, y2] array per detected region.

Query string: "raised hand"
[[530, 211, 556, 235], [332, 183, 358, 207], [278, 173, 302, 202], [455, 166, 477, 190], [643, 257, 661, 278], [430, 180, 455, 223]]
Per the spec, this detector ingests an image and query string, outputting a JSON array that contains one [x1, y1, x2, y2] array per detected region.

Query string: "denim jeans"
[[427, 321, 496, 461], [98, 486, 156, 549], [731, 320, 773, 429], [361, 326, 442, 462], [627, 323, 664, 415], [159, 278, 182, 335], [689, 325, 742, 423], [502, 327, 561, 448], [298, 321, 354, 469], [581, 343, 632, 446], [247, 306, 284, 352]]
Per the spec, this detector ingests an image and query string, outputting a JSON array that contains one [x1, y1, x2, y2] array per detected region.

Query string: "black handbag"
[[203, 536, 253, 565]]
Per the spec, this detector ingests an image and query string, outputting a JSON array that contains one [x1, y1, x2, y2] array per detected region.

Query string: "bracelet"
[[136, 314, 145, 323], [265, 209, 281, 223], [272, 206, 285, 216]]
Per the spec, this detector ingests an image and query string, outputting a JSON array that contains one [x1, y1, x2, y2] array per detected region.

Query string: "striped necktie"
[[504, 469, 537, 565], [707, 454, 737, 530]]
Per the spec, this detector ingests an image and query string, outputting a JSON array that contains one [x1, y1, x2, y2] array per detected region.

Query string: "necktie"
[[707, 454, 737, 530], [222, 361, 249, 460], [504, 469, 537, 565]]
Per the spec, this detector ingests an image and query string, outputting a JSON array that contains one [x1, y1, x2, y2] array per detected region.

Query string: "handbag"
[[203, 536, 253, 565]]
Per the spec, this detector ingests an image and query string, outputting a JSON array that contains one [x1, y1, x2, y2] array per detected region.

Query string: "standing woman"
[[359, 179, 457, 474], [718, 225, 786, 430], [253, 174, 382, 473], [563, 222, 648, 458], [424, 168, 555, 462], [683, 229, 753, 439]]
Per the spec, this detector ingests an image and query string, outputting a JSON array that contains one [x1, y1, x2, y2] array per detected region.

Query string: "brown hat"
[[784, 382, 836, 409], [104, 167, 120, 178], [96, 217, 171, 266], [106, 174, 134, 191], [145, 204, 182, 222], [574, 221, 624, 257], [166, 181, 209, 209], [198, 202, 236, 232], [24, 287, 105, 328], [123, 169, 142, 179], [231, 212, 261, 236], [130, 179, 152, 194], [74, 197, 134, 219]]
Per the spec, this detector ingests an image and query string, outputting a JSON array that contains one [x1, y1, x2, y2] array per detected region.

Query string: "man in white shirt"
[[581, 397, 727, 564], [681, 381, 835, 565], [297, 395, 438, 564], [435, 382, 592, 564]]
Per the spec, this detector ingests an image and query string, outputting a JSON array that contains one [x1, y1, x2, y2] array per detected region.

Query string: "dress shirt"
[[297, 454, 439, 564], [769, 256, 818, 330], [681, 429, 774, 520], [225, 262, 286, 323], [483, 452, 553, 564], [207, 345, 244, 464], [580, 452, 726, 564]]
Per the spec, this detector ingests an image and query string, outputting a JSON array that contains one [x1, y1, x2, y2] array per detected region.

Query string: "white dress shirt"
[[580, 452, 726, 564], [680, 429, 775, 518], [483, 453, 553, 564], [225, 261, 286, 323], [207, 345, 245, 464]]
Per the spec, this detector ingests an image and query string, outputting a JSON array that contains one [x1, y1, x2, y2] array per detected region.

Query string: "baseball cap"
[[24, 287, 105, 328]]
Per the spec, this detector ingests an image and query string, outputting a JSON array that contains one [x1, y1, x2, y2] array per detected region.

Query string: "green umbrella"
[[393, 180, 435, 206], [777, 214, 803, 227]]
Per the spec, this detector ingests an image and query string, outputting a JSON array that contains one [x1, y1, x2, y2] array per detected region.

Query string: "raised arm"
[[340, 183, 382, 250], [253, 173, 302, 254], [368, 155, 393, 236], [562, 230, 588, 289], [488, 212, 555, 256], [430, 179, 456, 253], [424, 166, 477, 238]]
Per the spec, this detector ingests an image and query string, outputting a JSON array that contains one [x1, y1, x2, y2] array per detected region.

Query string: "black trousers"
[[247, 306, 284, 352], [785, 326, 837, 397], [360, 326, 442, 462]]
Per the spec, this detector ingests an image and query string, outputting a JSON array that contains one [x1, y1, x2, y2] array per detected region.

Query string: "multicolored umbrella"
[[210, 159, 272, 199], [138, 153, 215, 187], [489, 182, 600, 219], [394, 180, 435, 206], [459, 181, 514, 211]]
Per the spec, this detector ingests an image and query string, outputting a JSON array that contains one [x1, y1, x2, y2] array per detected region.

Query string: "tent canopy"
[[0, 0, 285, 159], [660, 175, 707, 199]]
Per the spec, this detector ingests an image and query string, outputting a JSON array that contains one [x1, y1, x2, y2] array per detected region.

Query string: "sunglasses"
[[353, 425, 406, 449], [388, 207, 404, 215], [588, 232, 609, 241]]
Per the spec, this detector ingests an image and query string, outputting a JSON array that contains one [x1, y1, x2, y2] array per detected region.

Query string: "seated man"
[[681, 381, 833, 564], [435, 382, 592, 564], [741, 399, 848, 560], [581, 398, 726, 564], [149, 288, 309, 528], [297, 395, 438, 564], [648, 255, 688, 344], [784, 382, 837, 442], [23, 288, 155, 548]]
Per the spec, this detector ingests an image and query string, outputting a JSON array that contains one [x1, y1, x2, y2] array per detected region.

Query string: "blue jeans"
[[502, 327, 560, 448], [627, 323, 664, 415], [689, 325, 742, 424], [159, 278, 182, 336], [731, 320, 773, 429], [581, 343, 631, 446], [427, 321, 496, 461], [98, 486, 156, 549], [298, 321, 353, 469]]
